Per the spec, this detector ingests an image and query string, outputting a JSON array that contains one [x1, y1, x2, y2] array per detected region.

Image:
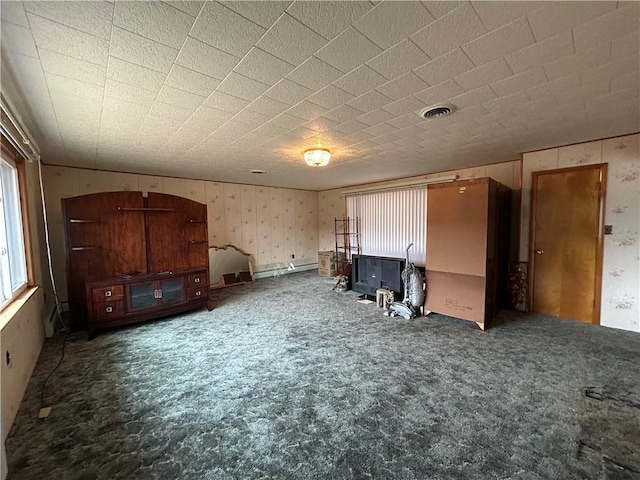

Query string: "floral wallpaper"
[[42, 166, 318, 301], [45, 159, 525, 306], [318, 189, 347, 252], [520, 133, 639, 332]]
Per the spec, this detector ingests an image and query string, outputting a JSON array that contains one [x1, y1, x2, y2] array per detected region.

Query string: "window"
[[346, 188, 426, 266], [0, 150, 27, 308]]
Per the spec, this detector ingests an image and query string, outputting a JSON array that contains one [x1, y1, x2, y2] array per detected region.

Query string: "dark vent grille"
[[420, 105, 454, 119]]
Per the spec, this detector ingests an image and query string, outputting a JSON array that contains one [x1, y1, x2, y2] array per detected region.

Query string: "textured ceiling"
[[1, 1, 638, 190]]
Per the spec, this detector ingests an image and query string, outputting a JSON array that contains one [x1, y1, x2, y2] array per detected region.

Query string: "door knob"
[[535, 249, 544, 255]]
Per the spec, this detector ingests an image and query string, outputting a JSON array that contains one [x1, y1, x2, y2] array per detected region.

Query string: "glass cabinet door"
[[160, 278, 184, 306], [128, 282, 156, 310]]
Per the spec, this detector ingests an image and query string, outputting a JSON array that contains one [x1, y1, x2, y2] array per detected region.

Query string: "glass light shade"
[[304, 148, 331, 167]]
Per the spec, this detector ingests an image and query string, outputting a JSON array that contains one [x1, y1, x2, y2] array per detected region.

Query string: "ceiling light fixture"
[[304, 148, 331, 167]]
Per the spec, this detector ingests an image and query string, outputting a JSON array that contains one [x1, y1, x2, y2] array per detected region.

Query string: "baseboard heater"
[[254, 263, 318, 279]]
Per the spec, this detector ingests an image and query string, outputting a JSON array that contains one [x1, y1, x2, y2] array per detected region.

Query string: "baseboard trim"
[[43, 304, 58, 338], [254, 263, 318, 279]]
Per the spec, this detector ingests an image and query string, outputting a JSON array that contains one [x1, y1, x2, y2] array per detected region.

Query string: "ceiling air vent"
[[419, 104, 454, 119]]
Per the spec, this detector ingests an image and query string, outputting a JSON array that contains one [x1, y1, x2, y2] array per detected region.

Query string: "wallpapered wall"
[[520, 133, 639, 332], [318, 160, 521, 253], [2, 159, 49, 447], [43, 135, 637, 332], [42, 166, 318, 301]]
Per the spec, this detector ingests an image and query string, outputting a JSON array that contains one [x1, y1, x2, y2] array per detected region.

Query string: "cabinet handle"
[[195, 290, 201, 296], [105, 306, 113, 313], [194, 278, 200, 283], [105, 290, 112, 297], [158, 289, 163, 298], [153, 289, 159, 299]]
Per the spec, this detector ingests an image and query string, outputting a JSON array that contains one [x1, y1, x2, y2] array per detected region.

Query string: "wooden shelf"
[[117, 207, 176, 212], [335, 217, 360, 272]]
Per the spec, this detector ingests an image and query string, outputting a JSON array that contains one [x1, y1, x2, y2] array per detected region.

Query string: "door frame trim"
[[528, 163, 607, 324]]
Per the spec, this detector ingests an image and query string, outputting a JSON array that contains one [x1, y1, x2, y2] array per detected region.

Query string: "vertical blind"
[[346, 188, 426, 266]]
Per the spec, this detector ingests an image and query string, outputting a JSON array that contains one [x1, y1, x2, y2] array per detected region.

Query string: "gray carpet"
[[6, 271, 640, 479]]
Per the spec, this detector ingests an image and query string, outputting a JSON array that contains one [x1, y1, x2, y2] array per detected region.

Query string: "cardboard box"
[[318, 251, 346, 276], [318, 266, 335, 277]]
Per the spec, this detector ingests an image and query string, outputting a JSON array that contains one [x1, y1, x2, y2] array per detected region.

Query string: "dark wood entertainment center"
[[62, 191, 211, 338]]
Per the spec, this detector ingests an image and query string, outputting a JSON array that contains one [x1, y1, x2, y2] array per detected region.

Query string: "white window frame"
[[0, 150, 28, 310]]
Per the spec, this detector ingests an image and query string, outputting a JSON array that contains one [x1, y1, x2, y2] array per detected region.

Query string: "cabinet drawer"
[[187, 286, 208, 301], [93, 299, 124, 319], [92, 285, 124, 303], [188, 272, 208, 287]]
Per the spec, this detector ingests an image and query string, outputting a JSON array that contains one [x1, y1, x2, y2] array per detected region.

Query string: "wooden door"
[[529, 164, 606, 324]]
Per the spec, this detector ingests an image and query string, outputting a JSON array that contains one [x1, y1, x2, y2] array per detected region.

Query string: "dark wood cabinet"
[[127, 277, 184, 312], [62, 192, 147, 330], [85, 268, 209, 338], [62, 191, 211, 336], [145, 192, 209, 273], [127, 281, 160, 312], [425, 178, 511, 330], [90, 283, 125, 321]]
